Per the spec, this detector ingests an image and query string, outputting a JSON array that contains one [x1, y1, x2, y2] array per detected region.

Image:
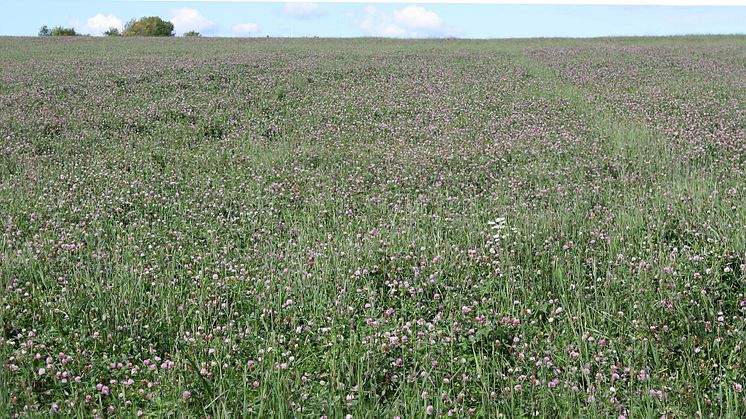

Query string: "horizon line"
[[122, 0, 746, 6], [8, 33, 745, 39]]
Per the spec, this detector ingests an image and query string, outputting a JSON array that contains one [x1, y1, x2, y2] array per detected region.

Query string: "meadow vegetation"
[[0, 36, 744, 417]]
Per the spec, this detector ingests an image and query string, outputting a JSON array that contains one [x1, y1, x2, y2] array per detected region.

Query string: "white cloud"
[[359, 8, 409, 38], [232, 22, 260, 35], [282, 2, 325, 19], [171, 8, 216, 34], [81, 14, 124, 36], [394, 5, 442, 30], [358, 5, 456, 38], [115, 1, 746, 5]]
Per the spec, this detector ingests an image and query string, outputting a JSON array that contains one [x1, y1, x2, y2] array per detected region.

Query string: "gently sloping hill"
[[0, 37, 744, 418]]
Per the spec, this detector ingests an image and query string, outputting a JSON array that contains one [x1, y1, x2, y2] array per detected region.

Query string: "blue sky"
[[3, 1, 745, 38]]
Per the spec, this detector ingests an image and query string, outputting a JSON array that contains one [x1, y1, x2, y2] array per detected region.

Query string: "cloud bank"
[[282, 2, 325, 19], [171, 8, 216, 34], [359, 5, 457, 38], [81, 14, 123, 36], [232, 22, 260, 35]]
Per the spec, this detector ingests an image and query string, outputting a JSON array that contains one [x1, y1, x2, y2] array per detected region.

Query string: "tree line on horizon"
[[38, 16, 202, 37]]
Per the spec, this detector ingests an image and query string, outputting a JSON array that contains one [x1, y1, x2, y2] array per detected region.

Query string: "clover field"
[[0, 36, 745, 417]]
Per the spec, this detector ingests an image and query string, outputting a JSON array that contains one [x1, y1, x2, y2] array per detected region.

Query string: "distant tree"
[[183, 31, 201, 37], [122, 17, 174, 37], [104, 27, 121, 36], [50, 26, 78, 36], [38, 25, 51, 36]]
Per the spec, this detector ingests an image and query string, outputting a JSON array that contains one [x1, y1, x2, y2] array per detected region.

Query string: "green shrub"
[[104, 27, 121, 36], [39, 26, 78, 36], [123, 17, 174, 37], [51, 26, 77, 36]]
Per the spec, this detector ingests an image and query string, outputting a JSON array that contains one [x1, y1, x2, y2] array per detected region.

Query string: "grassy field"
[[0, 35, 744, 417]]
